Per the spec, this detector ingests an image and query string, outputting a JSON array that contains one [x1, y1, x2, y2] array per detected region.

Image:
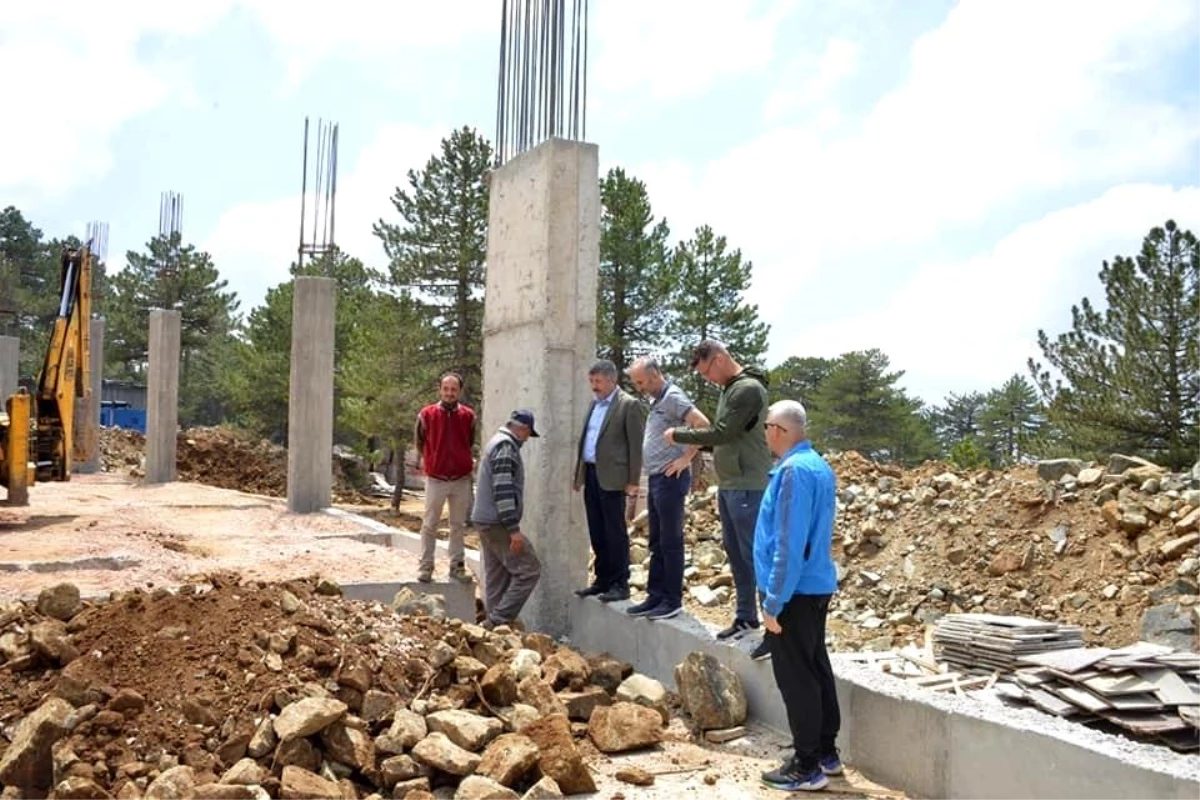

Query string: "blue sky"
[[5, 0, 1198, 405]]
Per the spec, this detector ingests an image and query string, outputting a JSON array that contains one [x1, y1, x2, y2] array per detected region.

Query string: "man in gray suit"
[[573, 359, 647, 602]]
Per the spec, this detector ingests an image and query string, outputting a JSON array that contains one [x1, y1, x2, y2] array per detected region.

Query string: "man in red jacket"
[[415, 372, 477, 583]]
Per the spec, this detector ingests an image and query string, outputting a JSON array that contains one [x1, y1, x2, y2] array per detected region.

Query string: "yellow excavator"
[[1, 244, 93, 505]]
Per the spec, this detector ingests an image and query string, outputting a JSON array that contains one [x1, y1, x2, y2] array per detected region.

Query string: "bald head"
[[764, 399, 808, 456]]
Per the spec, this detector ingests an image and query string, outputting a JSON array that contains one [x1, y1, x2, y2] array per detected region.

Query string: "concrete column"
[[287, 277, 336, 513], [74, 317, 105, 474], [145, 310, 181, 484], [482, 138, 600, 638], [0, 336, 17, 398]]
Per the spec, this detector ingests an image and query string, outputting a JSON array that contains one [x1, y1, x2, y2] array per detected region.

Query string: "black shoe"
[[575, 585, 605, 598], [626, 598, 660, 617], [597, 586, 630, 603], [647, 603, 682, 621], [761, 757, 828, 792], [750, 637, 772, 661], [716, 618, 759, 640]]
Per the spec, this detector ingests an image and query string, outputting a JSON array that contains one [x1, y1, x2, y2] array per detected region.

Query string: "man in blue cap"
[[471, 409, 543, 627]]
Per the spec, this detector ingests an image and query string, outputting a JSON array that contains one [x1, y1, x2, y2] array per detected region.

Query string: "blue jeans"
[[718, 488, 764, 624], [647, 469, 691, 608]]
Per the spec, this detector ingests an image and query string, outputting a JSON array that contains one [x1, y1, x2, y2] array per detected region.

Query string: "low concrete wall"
[[323, 507, 483, 578], [569, 596, 1200, 800]]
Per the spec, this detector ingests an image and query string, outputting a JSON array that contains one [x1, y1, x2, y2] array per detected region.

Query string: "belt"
[[426, 474, 470, 482]]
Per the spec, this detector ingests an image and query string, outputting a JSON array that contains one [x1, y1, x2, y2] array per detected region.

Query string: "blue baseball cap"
[[510, 409, 540, 437]]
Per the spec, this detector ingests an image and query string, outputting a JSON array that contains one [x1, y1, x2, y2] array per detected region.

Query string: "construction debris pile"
[[0, 577, 751, 799], [932, 613, 1085, 672], [99, 427, 363, 502], [848, 613, 1199, 752], [654, 452, 1199, 651], [999, 641, 1199, 750]]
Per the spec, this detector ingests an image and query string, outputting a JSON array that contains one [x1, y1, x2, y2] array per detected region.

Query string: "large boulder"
[[674, 652, 747, 731]]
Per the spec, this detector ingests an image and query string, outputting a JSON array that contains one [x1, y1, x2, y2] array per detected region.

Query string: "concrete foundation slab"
[[481, 137, 600, 638], [569, 595, 1200, 800], [74, 317, 104, 474], [145, 310, 181, 484], [287, 277, 335, 514], [0, 336, 17, 398]]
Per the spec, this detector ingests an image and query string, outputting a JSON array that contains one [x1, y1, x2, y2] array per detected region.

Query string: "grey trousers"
[[478, 524, 542, 625], [419, 476, 472, 574]]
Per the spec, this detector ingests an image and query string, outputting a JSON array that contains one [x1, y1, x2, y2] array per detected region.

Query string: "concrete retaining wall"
[[568, 596, 1200, 800]]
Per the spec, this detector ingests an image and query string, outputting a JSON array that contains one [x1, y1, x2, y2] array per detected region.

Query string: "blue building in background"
[[101, 379, 147, 434]]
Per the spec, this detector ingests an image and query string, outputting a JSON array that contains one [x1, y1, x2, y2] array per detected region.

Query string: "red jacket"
[[418, 402, 476, 481]]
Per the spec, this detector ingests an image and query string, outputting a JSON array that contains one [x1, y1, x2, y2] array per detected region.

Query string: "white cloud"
[[235, 0, 496, 88], [629, 0, 1199, 359], [787, 184, 1200, 404], [0, 3, 233, 206], [763, 37, 861, 124], [202, 123, 446, 314], [591, 0, 799, 113]]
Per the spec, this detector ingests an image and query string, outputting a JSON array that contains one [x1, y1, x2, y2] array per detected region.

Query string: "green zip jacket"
[[672, 369, 772, 490]]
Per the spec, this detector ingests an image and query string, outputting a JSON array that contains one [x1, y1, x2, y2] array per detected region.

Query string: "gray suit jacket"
[[574, 389, 647, 492]]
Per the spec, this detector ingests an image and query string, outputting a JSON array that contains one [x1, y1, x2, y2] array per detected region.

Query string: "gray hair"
[[768, 399, 808, 432], [589, 358, 619, 380], [629, 355, 662, 375]]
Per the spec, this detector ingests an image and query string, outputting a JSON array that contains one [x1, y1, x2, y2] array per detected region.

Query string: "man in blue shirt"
[[755, 399, 842, 793]]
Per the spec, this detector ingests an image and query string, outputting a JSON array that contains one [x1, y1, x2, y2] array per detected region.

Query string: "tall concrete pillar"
[[287, 277, 336, 513], [74, 317, 105, 474], [0, 336, 17, 399], [482, 138, 600, 638], [145, 310, 181, 484]]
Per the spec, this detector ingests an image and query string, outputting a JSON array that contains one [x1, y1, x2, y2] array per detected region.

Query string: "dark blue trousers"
[[646, 469, 691, 608], [583, 464, 630, 589]]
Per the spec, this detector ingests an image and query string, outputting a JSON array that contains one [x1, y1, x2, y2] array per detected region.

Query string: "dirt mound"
[[653, 452, 1199, 651], [98, 427, 362, 502], [0, 576, 714, 799]]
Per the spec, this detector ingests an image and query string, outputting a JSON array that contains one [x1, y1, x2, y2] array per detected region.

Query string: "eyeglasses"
[[764, 422, 788, 432]]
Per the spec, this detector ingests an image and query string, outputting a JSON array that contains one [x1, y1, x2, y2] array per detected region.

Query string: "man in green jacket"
[[666, 340, 773, 660]]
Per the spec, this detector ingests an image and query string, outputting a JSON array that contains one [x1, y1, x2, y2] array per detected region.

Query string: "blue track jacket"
[[753, 440, 838, 618]]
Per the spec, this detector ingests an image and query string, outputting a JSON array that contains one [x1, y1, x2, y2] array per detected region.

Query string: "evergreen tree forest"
[[3, 126, 1195, 470]]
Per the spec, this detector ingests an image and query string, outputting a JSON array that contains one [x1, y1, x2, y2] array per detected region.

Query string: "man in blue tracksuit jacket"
[[754, 399, 842, 793]]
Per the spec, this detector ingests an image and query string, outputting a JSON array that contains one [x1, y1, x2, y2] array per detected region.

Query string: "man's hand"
[[664, 455, 691, 477], [509, 532, 526, 555], [763, 612, 781, 635], [662, 428, 677, 445]]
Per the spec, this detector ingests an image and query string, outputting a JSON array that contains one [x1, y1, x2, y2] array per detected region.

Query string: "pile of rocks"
[[0, 577, 748, 800], [638, 451, 1200, 651]]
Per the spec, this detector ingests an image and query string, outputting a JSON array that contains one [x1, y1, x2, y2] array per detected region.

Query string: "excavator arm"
[[1, 244, 92, 504]]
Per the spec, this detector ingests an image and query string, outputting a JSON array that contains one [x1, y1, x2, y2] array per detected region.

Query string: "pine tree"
[[374, 126, 491, 404], [666, 225, 770, 414], [597, 168, 673, 381], [809, 349, 936, 463], [225, 251, 388, 444], [1030, 220, 1199, 469], [929, 391, 987, 456], [769, 356, 835, 409], [979, 374, 1044, 465]]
